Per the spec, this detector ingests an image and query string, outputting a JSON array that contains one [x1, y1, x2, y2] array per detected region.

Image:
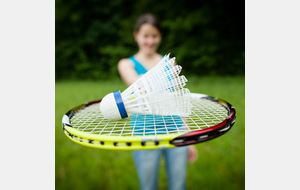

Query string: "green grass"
[[55, 76, 245, 190]]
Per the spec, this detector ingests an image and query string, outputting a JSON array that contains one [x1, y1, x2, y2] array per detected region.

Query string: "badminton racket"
[[62, 93, 236, 150]]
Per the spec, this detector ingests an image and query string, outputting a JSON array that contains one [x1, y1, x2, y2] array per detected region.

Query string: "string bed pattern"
[[69, 97, 228, 136]]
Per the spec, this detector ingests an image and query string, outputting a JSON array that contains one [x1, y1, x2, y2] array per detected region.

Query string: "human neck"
[[135, 51, 157, 59], [134, 50, 160, 69]]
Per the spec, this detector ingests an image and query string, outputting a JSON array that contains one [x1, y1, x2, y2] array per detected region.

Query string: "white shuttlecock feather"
[[100, 54, 191, 120]]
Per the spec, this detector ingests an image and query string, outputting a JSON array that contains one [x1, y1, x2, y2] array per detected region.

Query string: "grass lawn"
[[55, 76, 245, 190]]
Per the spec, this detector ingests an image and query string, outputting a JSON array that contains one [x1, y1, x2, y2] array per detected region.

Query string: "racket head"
[[62, 93, 236, 150]]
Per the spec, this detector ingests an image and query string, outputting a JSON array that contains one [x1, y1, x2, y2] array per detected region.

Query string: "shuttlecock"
[[100, 54, 191, 120]]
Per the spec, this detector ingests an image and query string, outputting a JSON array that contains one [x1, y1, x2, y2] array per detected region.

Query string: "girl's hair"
[[135, 13, 161, 33]]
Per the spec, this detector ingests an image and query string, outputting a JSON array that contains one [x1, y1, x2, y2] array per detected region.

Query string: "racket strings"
[[187, 99, 228, 130], [69, 98, 228, 136]]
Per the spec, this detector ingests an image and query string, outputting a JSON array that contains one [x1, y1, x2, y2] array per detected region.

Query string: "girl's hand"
[[187, 145, 198, 163]]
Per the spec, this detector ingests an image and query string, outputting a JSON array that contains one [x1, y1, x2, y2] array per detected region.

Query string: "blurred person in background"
[[118, 13, 198, 190]]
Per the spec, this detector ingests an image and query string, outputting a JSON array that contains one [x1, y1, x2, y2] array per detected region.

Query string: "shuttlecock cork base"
[[100, 90, 128, 120], [100, 54, 191, 121]]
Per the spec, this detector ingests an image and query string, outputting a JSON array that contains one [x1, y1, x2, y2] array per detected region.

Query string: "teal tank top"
[[128, 56, 184, 136], [128, 56, 148, 75]]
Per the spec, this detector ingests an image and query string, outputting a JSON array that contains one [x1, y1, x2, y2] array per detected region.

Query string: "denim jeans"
[[132, 146, 188, 190]]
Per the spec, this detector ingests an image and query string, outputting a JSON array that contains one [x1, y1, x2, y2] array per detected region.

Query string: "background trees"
[[55, 0, 245, 80]]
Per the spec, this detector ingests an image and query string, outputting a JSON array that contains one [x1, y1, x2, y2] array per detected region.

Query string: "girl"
[[118, 13, 198, 190]]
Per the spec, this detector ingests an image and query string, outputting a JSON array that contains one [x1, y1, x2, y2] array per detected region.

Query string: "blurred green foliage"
[[56, 0, 245, 80]]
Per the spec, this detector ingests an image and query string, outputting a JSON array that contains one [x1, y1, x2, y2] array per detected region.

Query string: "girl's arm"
[[118, 58, 140, 86]]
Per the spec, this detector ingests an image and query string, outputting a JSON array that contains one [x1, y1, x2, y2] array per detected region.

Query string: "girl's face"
[[134, 24, 161, 54]]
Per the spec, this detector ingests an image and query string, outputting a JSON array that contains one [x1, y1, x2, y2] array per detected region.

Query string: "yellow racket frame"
[[63, 126, 188, 150]]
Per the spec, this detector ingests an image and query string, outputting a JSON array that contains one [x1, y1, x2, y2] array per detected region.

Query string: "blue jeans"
[[132, 146, 188, 190]]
